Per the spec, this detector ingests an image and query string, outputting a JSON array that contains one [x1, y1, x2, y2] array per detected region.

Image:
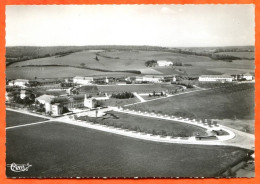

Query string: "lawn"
[[6, 121, 251, 178], [135, 83, 255, 120], [98, 111, 207, 137], [97, 84, 180, 94], [6, 110, 48, 127], [102, 97, 139, 107]]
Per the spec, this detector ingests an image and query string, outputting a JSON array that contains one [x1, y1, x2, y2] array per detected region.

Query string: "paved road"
[[133, 92, 146, 102]]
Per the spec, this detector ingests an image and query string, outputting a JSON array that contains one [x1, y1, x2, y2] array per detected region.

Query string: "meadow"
[[216, 52, 255, 59], [134, 83, 255, 121], [6, 46, 255, 79], [6, 66, 132, 80], [6, 121, 251, 177]]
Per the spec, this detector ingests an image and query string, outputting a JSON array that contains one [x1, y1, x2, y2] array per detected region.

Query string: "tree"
[[80, 63, 86, 67], [23, 96, 31, 106], [161, 91, 164, 96]]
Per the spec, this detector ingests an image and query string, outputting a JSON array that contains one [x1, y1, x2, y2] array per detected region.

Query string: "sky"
[[6, 5, 255, 47]]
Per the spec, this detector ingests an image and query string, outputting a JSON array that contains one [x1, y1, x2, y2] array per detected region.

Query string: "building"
[[20, 89, 30, 99], [51, 103, 63, 116], [5, 92, 10, 102], [135, 76, 144, 83], [143, 75, 163, 83], [134, 75, 163, 83], [172, 76, 176, 82], [35, 95, 55, 112], [84, 94, 96, 109], [105, 77, 109, 84], [242, 73, 253, 81], [73, 76, 94, 85], [157, 60, 173, 67], [198, 75, 233, 82], [8, 79, 29, 88]]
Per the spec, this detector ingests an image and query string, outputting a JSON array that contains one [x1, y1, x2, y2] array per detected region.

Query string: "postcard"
[[5, 4, 255, 178]]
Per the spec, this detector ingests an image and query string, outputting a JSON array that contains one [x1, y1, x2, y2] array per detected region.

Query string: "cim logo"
[[7, 163, 32, 172]]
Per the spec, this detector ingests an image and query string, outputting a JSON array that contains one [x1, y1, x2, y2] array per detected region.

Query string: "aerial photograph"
[[5, 5, 255, 178]]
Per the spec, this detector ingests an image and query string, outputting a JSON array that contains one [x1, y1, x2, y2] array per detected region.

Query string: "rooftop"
[[36, 94, 55, 103], [199, 75, 233, 78]]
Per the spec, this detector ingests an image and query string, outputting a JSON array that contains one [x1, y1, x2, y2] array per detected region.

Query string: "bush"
[[111, 92, 134, 99], [145, 60, 157, 67]]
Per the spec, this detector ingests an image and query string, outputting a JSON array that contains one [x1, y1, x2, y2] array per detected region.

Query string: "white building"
[[35, 95, 55, 112], [105, 77, 109, 84], [135, 75, 163, 83], [51, 103, 63, 116], [84, 94, 95, 109], [135, 76, 144, 83], [8, 79, 29, 88], [242, 73, 253, 81], [172, 76, 176, 82], [73, 76, 94, 85], [20, 90, 30, 99], [143, 75, 163, 83], [198, 75, 233, 82], [5, 92, 10, 102], [157, 60, 173, 67]]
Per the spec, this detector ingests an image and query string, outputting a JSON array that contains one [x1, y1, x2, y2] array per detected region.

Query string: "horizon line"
[[5, 44, 255, 48]]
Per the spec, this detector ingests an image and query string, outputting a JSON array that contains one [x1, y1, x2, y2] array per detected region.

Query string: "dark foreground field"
[[6, 121, 251, 178], [6, 110, 48, 127]]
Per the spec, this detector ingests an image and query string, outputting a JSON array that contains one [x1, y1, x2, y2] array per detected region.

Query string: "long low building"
[[73, 76, 94, 85], [198, 75, 233, 82], [135, 75, 164, 83]]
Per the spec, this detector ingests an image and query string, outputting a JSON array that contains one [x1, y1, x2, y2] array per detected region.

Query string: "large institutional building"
[[73, 76, 94, 85], [198, 75, 233, 82]]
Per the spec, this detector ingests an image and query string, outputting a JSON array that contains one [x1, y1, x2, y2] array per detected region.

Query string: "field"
[[216, 52, 255, 59], [102, 97, 139, 107], [6, 66, 134, 80], [6, 47, 255, 79], [6, 110, 48, 127], [6, 121, 251, 177], [135, 83, 255, 121], [100, 111, 207, 137], [97, 84, 179, 94]]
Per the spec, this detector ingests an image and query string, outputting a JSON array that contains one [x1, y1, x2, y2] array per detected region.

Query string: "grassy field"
[[7, 48, 255, 79], [6, 110, 48, 127], [135, 83, 255, 121], [99, 111, 207, 137], [102, 97, 139, 107], [216, 52, 255, 59], [6, 121, 251, 177], [6, 66, 134, 80], [97, 84, 176, 93]]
